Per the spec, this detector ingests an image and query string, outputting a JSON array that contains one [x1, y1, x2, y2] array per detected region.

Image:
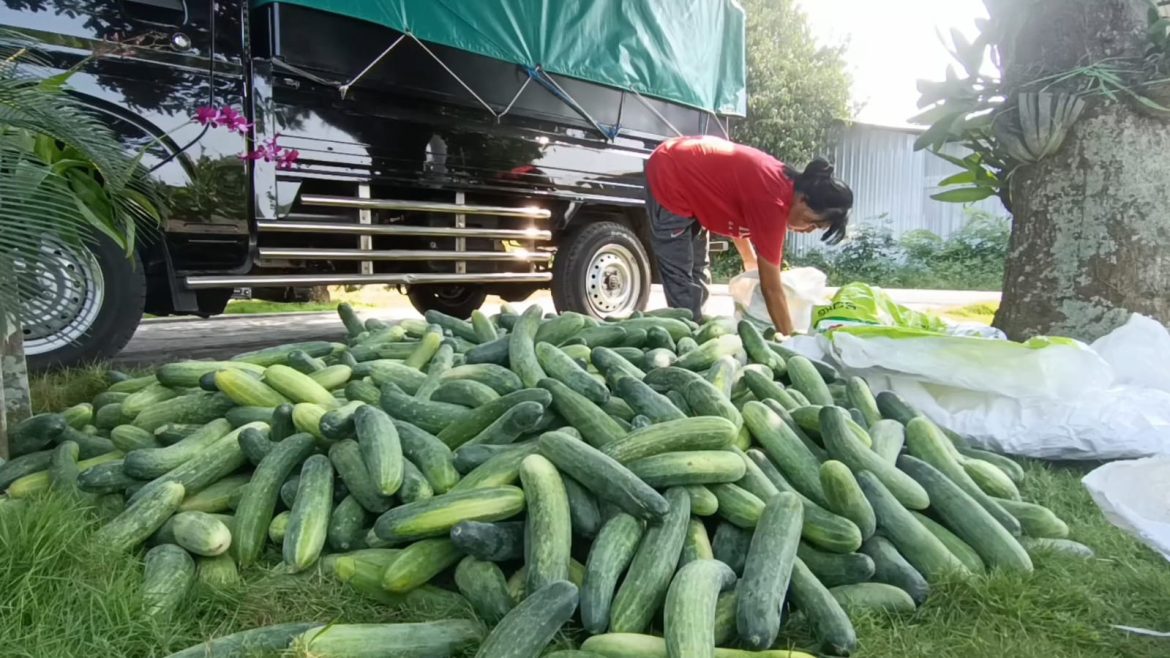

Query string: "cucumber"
[[318, 400, 363, 441], [797, 543, 875, 587], [451, 442, 540, 492], [856, 470, 969, 580], [537, 431, 669, 522], [822, 406, 929, 510], [460, 401, 545, 447], [686, 485, 720, 517], [474, 580, 578, 658], [123, 418, 233, 480], [0, 450, 53, 491], [964, 458, 1022, 500], [77, 460, 142, 495], [396, 459, 434, 504], [373, 485, 525, 543], [993, 497, 1071, 539], [215, 369, 291, 407], [861, 536, 929, 605], [681, 518, 714, 566], [789, 558, 857, 656], [380, 538, 464, 593], [432, 379, 500, 407], [760, 399, 826, 460], [742, 369, 801, 411], [738, 320, 786, 372], [712, 522, 752, 575], [133, 392, 235, 433], [123, 383, 181, 419], [358, 361, 426, 394], [536, 342, 610, 404], [450, 520, 525, 563], [676, 335, 742, 371], [178, 473, 251, 513], [643, 366, 706, 393], [227, 406, 276, 429], [404, 326, 444, 370], [95, 404, 128, 431], [378, 386, 469, 435], [465, 335, 511, 366], [440, 363, 522, 396], [519, 454, 572, 594], [455, 556, 514, 623], [745, 449, 863, 554], [738, 492, 803, 649], [163, 623, 319, 658], [327, 439, 394, 513], [539, 379, 625, 449], [830, 582, 917, 614], [581, 513, 644, 634], [612, 376, 686, 423], [742, 401, 828, 507], [591, 346, 646, 388], [533, 312, 585, 346], [234, 433, 316, 567], [284, 454, 334, 572], [392, 420, 460, 494], [627, 450, 745, 488], [563, 475, 602, 538], [582, 634, 818, 657], [296, 620, 482, 657], [422, 308, 480, 342], [436, 388, 552, 448], [819, 460, 876, 540], [874, 390, 922, 425], [579, 324, 627, 348], [602, 416, 737, 463], [509, 305, 547, 388], [107, 373, 157, 393], [709, 483, 765, 528], [683, 379, 743, 431], [1022, 537, 1095, 559], [664, 559, 738, 658], [904, 416, 1020, 533], [868, 419, 906, 464], [911, 511, 987, 574], [470, 309, 499, 343], [92, 391, 131, 411], [142, 544, 195, 618], [958, 447, 1025, 483], [454, 443, 515, 474], [610, 487, 690, 633], [171, 511, 232, 556], [110, 424, 160, 453], [94, 481, 185, 551], [844, 377, 882, 426], [786, 356, 834, 406], [196, 553, 242, 591], [352, 405, 403, 496], [155, 362, 262, 389], [642, 348, 678, 370], [325, 495, 369, 552]]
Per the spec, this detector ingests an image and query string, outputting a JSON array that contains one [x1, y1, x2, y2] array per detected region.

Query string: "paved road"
[[114, 285, 1000, 367]]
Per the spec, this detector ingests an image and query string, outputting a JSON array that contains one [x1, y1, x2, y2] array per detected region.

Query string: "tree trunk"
[[1, 322, 32, 460], [990, 0, 1170, 341]]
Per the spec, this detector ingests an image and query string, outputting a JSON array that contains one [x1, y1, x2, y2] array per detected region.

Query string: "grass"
[[222, 300, 368, 316], [10, 365, 1170, 657]]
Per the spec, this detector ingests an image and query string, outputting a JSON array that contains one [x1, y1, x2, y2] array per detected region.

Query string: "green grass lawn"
[[8, 368, 1170, 657]]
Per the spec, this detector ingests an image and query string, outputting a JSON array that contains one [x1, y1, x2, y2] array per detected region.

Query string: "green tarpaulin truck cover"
[[254, 0, 747, 116]]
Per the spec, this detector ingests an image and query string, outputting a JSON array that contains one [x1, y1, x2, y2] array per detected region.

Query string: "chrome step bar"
[[258, 247, 551, 262], [185, 272, 552, 290], [255, 221, 552, 242], [299, 194, 552, 219]]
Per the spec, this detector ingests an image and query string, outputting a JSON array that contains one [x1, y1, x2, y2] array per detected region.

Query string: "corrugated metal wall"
[[786, 122, 1008, 255]]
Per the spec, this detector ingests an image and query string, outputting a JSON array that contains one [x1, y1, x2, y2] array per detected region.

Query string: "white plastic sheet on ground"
[[1082, 456, 1170, 562], [784, 313, 1170, 461]]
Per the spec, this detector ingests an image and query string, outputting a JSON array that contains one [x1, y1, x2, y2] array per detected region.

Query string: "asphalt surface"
[[114, 285, 1000, 367]]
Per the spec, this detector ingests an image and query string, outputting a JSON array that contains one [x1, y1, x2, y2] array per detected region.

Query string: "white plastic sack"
[[785, 314, 1170, 460], [730, 267, 827, 334], [1083, 457, 1170, 562], [1091, 314, 1170, 394]]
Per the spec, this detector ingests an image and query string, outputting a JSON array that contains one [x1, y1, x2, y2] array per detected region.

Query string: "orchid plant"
[[193, 105, 300, 169]]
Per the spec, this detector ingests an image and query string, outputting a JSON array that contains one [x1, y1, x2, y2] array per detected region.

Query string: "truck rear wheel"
[[552, 220, 650, 319], [21, 235, 145, 370], [407, 285, 487, 319]]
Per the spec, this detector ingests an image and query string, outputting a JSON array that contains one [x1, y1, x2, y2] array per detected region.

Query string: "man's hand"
[[758, 258, 795, 336]]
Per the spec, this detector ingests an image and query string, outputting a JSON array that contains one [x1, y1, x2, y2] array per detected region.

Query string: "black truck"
[[3, 0, 747, 368]]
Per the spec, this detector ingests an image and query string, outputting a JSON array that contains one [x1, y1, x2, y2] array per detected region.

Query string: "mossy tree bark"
[[988, 0, 1170, 341], [1, 322, 33, 459]]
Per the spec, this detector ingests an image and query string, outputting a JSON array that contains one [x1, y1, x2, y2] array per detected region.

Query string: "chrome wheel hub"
[[17, 241, 105, 355], [586, 243, 641, 317]]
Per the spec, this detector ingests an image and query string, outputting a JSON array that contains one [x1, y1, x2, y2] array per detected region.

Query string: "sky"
[[795, 0, 990, 127]]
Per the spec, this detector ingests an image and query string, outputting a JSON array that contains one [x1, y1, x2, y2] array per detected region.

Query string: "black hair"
[[784, 158, 853, 245]]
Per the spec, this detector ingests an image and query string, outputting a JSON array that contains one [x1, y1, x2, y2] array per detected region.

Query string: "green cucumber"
[[591, 346, 646, 388], [822, 406, 929, 510], [868, 419, 905, 464], [642, 348, 678, 370], [579, 324, 627, 348], [742, 401, 828, 507], [819, 460, 876, 540], [742, 369, 801, 411], [451, 442, 540, 492], [77, 460, 142, 495], [581, 513, 645, 635], [380, 538, 464, 593], [142, 544, 195, 618], [123, 383, 181, 419], [861, 536, 929, 605], [471, 309, 499, 343], [450, 520, 525, 562], [196, 553, 242, 591], [437, 389, 552, 448], [797, 543, 875, 587], [911, 511, 987, 574], [738, 492, 803, 649], [613, 376, 686, 423], [424, 309, 480, 342], [94, 481, 185, 551], [664, 559, 738, 658], [564, 475, 602, 538], [609, 487, 690, 633], [830, 582, 916, 614], [296, 620, 482, 657], [373, 485, 525, 543], [857, 470, 969, 580], [627, 450, 746, 487], [519, 454, 572, 594], [789, 558, 857, 656], [460, 401, 546, 448], [958, 447, 1025, 483], [353, 405, 403, 496], [328, 439, 395, 513], [432, 379, 500, 407], [786, 356, 834, 406], [359, 361, 426, 394], [465, 335, 511, 366], [163, 623, 318, 658], [539, 379, 625, 448], [455, 556, 514, 623], [845, 377, 882, 426], [709, 483, 765, 528], [171, 511, 232, 556], [711, 522, 753, 575], [110, 424, 160, 453], [964, 458, 1022, 500], [178, 473, 251, 513], [318, 400, 363, 441], [283, 454, 334, 572], [745, 449, 863, 554], [681, 519, 714, 566], [474, 580, 578, 658], [686, 485, 720, 517], [738, 320, 786, 372], [509, 305, 547, 387], [536, 431, 669, 521], [440, 363, 522, 396], [132, 392, 235, 433], [123, 418, 233, 480], [683, 379, 743, 431], [993, 497, 1071, 539], [234, 433, 316, 566], [676, 335, 742, 371], [392, 420, 460, 494], [378, 385, 469, 435], [536, 342, 610, 404]]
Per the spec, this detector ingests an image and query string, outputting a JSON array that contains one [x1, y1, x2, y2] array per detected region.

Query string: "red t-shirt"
[[646, 136, 794, 266]]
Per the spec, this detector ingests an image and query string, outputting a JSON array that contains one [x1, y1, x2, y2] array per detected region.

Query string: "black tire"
[[552, 220, 651, 319], [407, 285, 488, 319], [23, 235, 145, 371]]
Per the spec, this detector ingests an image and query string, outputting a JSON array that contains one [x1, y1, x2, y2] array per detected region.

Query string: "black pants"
[[644, 178, 710, 320]]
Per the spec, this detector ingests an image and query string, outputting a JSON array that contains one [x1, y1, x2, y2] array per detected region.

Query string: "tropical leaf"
[[931, 187, 997, 203]]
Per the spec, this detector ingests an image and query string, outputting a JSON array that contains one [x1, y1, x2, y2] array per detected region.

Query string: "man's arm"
[[757, 257, 794, 336], [734, 237, 758, 271]]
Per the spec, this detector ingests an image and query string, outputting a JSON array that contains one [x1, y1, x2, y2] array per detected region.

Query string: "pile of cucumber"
[[0, 302, 1091, 658]]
